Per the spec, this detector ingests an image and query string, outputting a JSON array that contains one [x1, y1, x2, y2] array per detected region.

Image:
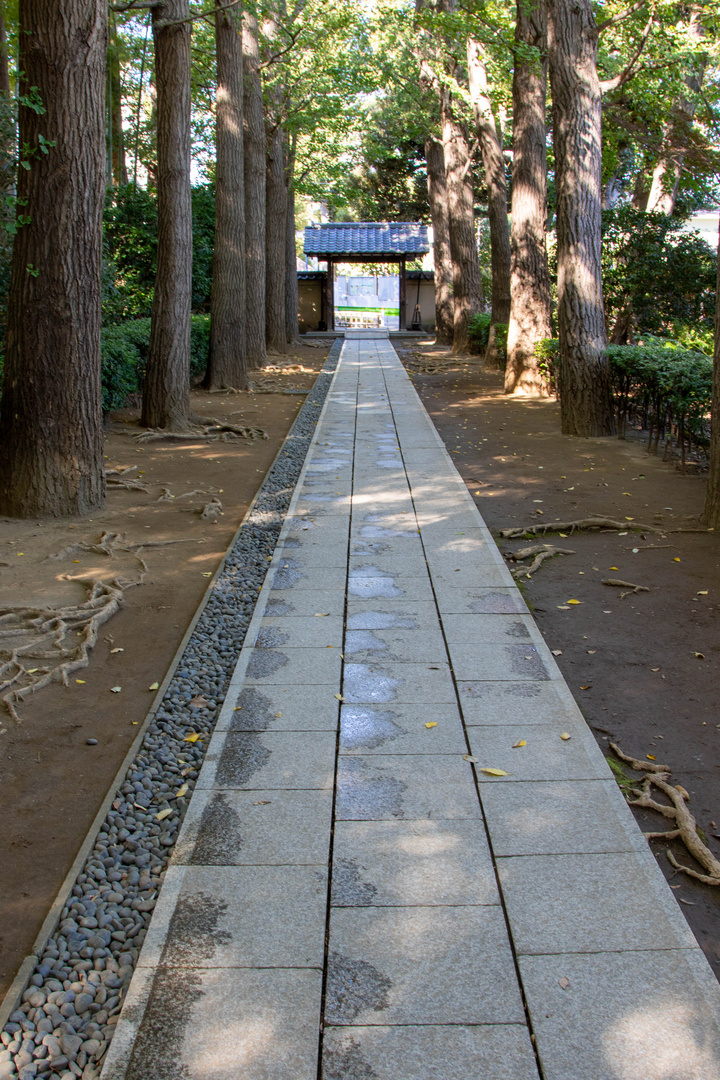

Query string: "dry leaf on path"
[[512, 739, 527, 748], [560, 732, 572, 740], [155, 808, 173, 821], [480, 767, 509, 776]]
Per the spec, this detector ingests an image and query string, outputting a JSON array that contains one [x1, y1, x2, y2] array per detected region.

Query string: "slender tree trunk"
[[141, 0, 192, 430], [441, 90, 483, 354], [425, 135, 454, 346], [646, 7, 705, 216], [467, 36, 511, 366], [108, 15, 128, 186], [242, 9, 266, 368], [265, 118, 287, 353], [505, 0, 553, 396], [702, 217, 720, 527], [206, 1, 247, 390], [0, 0, 106, 518], [548, 0, 614, 436], [285, 151, 299, 343], [0, 10, 10, 93]]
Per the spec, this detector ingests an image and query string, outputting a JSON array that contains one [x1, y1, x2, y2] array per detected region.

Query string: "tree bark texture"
[[265, 119, 287, 353], [702, 216, 720, 526], [285, 153, 299, 343], [108, 16, 128, 186], [467, 37, 511, 345], [206, 2, 247, 390], [548, 0, 615, 436], [242, 10, 266, 368], [505, 0, 553, 396], [142, 0, 192, 430], [0, 0, 107, 518], [441, 91, 483, 354], [0, 9, 10, 94], [425, 135, 454, 345]]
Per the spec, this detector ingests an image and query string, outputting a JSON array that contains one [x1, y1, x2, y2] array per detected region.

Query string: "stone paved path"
[[103, 335, 720, 1080]]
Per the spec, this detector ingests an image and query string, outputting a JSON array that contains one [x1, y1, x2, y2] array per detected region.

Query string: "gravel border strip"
[[0, 342, 342, 1080]]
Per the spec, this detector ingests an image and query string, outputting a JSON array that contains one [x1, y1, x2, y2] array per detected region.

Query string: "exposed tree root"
[[199, 498, 223, 522], [602, 578, 650, 598], [0, 578, 126, 722], [135, 420, 267, 444], [505, 543, 575, 579], [498, 516, 708, 539], [610, 743, 720, 886], [157, 487, 205, 502], [105, 465, 150, 492], [46, 531, 200, 578]]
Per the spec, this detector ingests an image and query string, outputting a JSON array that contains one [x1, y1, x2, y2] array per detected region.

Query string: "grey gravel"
[[0, 344, 341, 1079]]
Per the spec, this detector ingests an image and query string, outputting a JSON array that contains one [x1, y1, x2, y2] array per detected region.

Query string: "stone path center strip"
[[102, 333, 720, 1080]]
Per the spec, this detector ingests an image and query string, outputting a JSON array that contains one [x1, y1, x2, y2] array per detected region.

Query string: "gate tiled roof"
[[303, 222, 429, 257]]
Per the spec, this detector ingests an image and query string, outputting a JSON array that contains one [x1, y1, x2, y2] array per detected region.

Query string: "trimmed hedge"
[[100, 315, 210, 413], [468, 312, 508, 360], [536, 337, 712, 461]]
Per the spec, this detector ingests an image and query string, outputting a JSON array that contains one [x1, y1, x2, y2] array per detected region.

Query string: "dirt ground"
[[395, 339, 720, 980], [0, 342, 328, 1001]]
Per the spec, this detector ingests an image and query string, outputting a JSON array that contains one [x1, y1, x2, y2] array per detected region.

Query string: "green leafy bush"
[[100, 315, 210, 413], [468, 312, 492, 353], [535, 336, 712, 460]]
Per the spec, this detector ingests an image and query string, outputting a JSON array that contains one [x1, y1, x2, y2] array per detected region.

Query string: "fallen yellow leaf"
[[334, 693, 344, 701], [695, 652, 705, 659], [580, 685, 591, 690], [275, 712, 283, 718], [201, 572, 212, 577], [155, 808, 173, 821], [110, 647, 124, 654], [463, 753, 479, 763], [480, 767, 509, 776], [552, 649, 562, 656], [560, 732, 571, 741], [148, 681, 159, 690], [184, 732, 200, 743], [698, 590, 708, 595], [26, 668, 39, 674], [566, 599, 582, 605], [673, 557, 680, 562], [314, 612, 330, 617], [557, 605, 570, 610], [609, 567, 619, 571], [512, 739, 527, 748], [175, 783, 189, 798], [646, 754, 656, 760], [110, 686, 122, 693], [76, 679, 86, 684]]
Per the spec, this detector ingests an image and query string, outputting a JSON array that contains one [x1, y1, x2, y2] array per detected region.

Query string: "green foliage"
[[601, 205, 717, 336], [102, 183, 215, 321], [468, 312, 508, 359], [536, 336, 713, 452], [100, 315, 210, 414]]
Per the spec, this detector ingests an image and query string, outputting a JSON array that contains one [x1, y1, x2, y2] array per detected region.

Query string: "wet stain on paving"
[[264, 599, 294, 617], [331, 859, 379, 906], [336, 758, 406, 820], [217, 732, 272, 785], [272, 567, 304, 589], [191, 793, 243, 865], [323, 1039, 380, 1080], [344, 630, 388, 657], [343, 664, 400, 704], [230, 687, 277, 730], [125, 966, 203, 1080], [507, 644, 548, 680], [162, 890, 232, 967], [281, 536, 301, 549], [340, 706, 403, 750], [325, 951, 392, 1024], [247, 648, 289, 679], [505, 621, 531, 639], [347, 611, 416, 631], [255, 626, 291, 648]]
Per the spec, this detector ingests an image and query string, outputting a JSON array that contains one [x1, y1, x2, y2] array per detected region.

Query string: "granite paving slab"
[[102, 332, 720, 1080]]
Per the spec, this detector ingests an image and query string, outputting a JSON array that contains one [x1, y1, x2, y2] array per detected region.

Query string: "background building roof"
[[303, 222, 430, 257]]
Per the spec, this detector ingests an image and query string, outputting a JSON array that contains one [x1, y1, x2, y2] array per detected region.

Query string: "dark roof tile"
[[303, 222, 430, 257]]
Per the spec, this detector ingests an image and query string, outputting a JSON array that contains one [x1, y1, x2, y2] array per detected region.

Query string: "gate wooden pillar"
[[324, 258, 335, 331], [399, 256, 407, 330]]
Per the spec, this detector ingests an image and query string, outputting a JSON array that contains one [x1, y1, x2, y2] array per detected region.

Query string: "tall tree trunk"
[[702, 217, 720, 527], [467, 36, 511, 366], [441, 90, 483, 354], [108, 15, 128, 186], [0, 9, 10, 93], [0, 0, 106, 518], [242, 9, 266, 368], [548, 0, 614, 437], [425, 135, 454, 346], [206, 1, 247, 390], [0, 6, 15, 203], [265, 118, 287, 353], [285, 146, 298, 343], [505, 0, 553, 396], [646, 7, 705, 216], [141, 0, 192, 430]]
